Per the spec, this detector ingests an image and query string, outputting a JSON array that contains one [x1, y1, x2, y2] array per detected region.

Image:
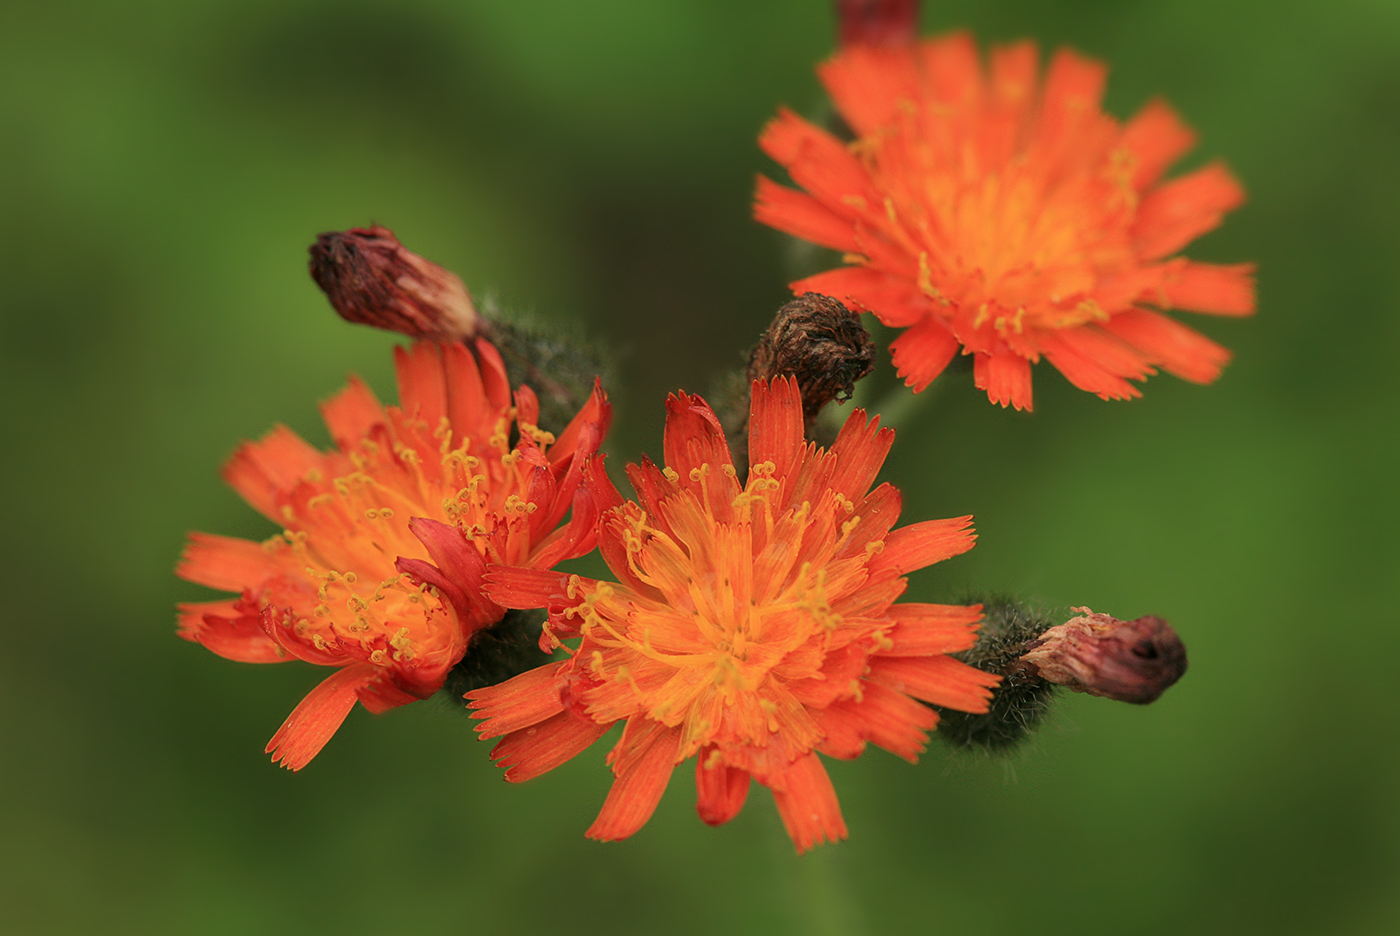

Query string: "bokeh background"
[[3, 1, 1397, 933]]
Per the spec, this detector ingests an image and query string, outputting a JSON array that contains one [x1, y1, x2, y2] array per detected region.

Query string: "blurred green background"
[[3, 0, 1397, 933]]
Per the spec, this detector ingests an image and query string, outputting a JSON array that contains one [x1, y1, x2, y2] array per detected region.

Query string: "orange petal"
[[973, 348, 1033, 411], [1121, 98, 1197, 190], [868, 515, 976, 579], [791, 267, 927, 328], [1104, 309, 1231, 385], [490, 709, 613, 783], [824, 409, 895, 503], [177, 600, 287, 664], [467, 662, 567, 739], [176, 532, 281, 593], [1133, 162, 1246, 260], [867, 655, 1000, 712], [889, 316, 960, 391], [442, 340, 488, 439], [760, 108, 875, 217], [1160, 261, 1256, 316], [586, 721, 682, 842], [221, 425, 323, 520], [747, 375, 805, 483], [819, 43, 920, 137], [1036, 48, 1108, 152], [695, 752, 752, 826], [820, 679, 937, 762], [265, 663, 376, 770], [1038, 330, 1145, 401], [882, 602, 984, 655], [473, 337, 513, 411], [769, 752, 848, 854], [393, 342, 447, 428], [754, 176, 863, 253], [319, 376, 383, 450]]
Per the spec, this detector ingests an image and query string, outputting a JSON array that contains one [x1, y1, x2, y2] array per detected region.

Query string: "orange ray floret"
[[176, 339, 611, 770], [754, 32, 1256, 411], [468, 377, 998, 852]]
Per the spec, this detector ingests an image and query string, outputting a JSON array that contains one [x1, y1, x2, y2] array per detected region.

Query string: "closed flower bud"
[[308, 225, 480, 341], [836, 0, 918, 49], [1014, 607, 1187, 704]]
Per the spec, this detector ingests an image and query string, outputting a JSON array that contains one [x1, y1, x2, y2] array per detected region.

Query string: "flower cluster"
[[755, 32, 1254, 410], [176, 18, 1235, 853]]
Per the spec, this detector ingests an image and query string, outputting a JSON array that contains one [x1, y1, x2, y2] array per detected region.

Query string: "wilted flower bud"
[[747, 293, 875, 427], [1014, 607, 1187, 705], [836, 0, 918, 48], [308, 225, 480, 341]]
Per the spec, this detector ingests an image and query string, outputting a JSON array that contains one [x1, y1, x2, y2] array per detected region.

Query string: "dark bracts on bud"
[[934, 598, 1059, 753], [747, 294, 875, 427], [722, 294, 874, 477], [483, 312, 611, 437], [438, 609, 552, 710], [836, 0, 919, 49], [309, 226, 480, 341]]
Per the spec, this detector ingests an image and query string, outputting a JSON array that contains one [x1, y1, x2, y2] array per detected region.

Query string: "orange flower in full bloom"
[[470, 377, 999, 852], [754, 32, 1255, 410], [176, 339, 611, 770]]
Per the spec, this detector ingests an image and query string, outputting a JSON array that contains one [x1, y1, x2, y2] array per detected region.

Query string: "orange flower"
[[176, 339, 611, 770], [469, 377, 999, 851], [754, 32, 1255, 411]]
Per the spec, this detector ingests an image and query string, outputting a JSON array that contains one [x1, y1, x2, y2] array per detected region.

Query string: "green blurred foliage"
[[1, 1, 1397, 933]]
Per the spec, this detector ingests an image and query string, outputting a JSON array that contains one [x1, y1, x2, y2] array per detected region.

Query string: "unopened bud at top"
[[308, 226, 480, 341], [836, 0, 918, 48], [1014, 607, 1187, 705]]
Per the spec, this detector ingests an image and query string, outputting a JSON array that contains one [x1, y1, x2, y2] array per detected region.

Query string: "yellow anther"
[[662, 466, 680, 483], [369, 649, 387, 665]]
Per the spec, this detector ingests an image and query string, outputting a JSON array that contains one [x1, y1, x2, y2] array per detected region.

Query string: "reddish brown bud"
[[836, 0, 918, 49], [1013, 607, 1187, 705], [747, 293, 875, 428], [308, 226, 479, 341]]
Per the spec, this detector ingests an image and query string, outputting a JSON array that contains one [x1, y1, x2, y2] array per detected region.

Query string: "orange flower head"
[[176, 338, 611, 770], [754, 32, 1256, 411], [470, 377, 999, 852]]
